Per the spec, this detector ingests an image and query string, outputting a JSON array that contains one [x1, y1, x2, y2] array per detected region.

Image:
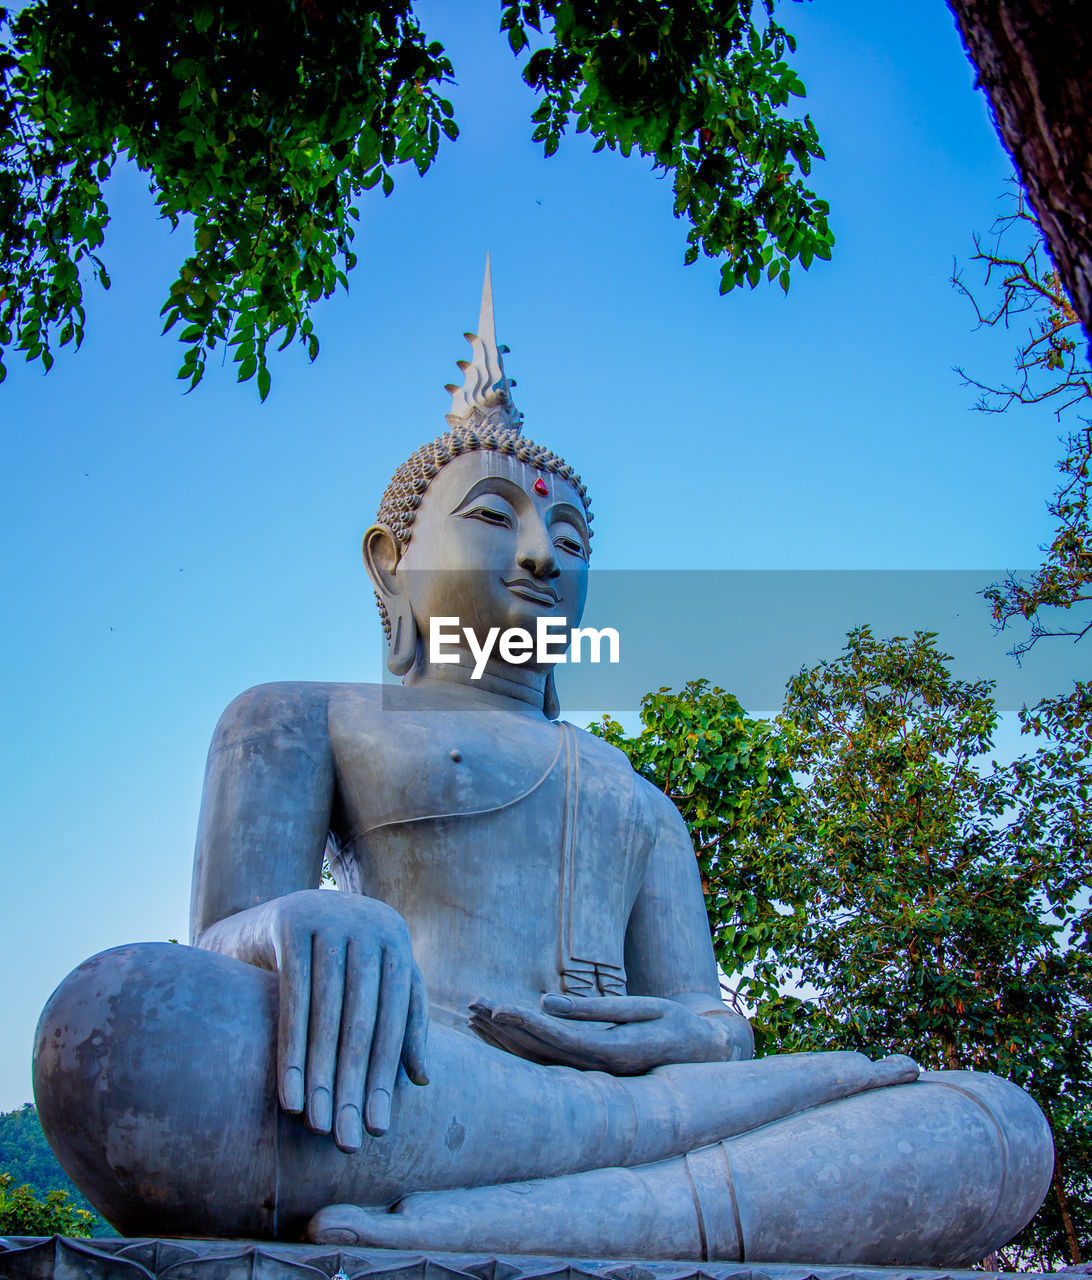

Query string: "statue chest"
[[325, 695, 658, 1011]]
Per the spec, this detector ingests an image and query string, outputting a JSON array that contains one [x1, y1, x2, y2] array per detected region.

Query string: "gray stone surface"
[[0, 1239, 1075, 1280], [31, 267, 1055, 1264]]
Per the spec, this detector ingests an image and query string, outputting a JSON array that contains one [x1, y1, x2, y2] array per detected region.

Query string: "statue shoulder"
[[564, 723, 669, 827], [211, 680, 376, 755], [640, 777, 691, 839], [563, 721, 636, 771], [568, 732, 689, 841]]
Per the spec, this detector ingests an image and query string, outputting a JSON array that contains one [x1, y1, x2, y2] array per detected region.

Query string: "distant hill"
[[0, 1103, 114, 1236]]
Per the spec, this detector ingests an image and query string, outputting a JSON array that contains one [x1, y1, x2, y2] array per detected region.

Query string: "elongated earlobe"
[[362, 524, 419, 677], [544, 669, 560, 721], [387, 599, 419, 677]]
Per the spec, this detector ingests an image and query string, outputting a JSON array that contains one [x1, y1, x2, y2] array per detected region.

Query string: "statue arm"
[[190, 682, 336, 941], [622, 786, 755, 1061], [188, 681, 428, 1151]]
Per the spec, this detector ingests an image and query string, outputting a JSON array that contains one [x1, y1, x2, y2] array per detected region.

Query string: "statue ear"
[[362, 524, 419, 677]]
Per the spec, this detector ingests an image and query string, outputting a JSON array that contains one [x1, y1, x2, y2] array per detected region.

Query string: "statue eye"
[[555, 535, 587, 559], [466, 505, 512, 528]]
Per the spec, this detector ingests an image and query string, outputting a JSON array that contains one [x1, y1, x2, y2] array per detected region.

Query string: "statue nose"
[[518, 539, 560, 580], [516, 506, 561, 580]]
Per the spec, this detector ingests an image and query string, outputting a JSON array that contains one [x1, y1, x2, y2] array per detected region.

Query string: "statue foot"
[[872, 1053, 919, 1085], [306, 1163, 708, 1258], [306, 1159, 704, 1257], [308, 1200, 437, 1249]]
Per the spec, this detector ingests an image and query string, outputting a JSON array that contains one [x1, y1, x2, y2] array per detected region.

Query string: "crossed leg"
[[310, 1070, 1053, 1266], [34, 942, 1050, 1261]]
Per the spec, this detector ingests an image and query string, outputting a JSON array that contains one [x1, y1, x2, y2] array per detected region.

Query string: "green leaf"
[[0, 0, 831, 389]]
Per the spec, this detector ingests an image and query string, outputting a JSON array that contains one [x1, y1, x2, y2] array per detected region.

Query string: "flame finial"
[[445, 254, 522, 431]]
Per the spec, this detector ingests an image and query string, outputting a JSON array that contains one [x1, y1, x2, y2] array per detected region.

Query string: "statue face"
[[393, 450, 590, 664]]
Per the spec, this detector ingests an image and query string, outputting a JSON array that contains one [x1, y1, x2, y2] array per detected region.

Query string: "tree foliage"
[[0, 1, 456, 395], [602, 633, 1091, 1265], [773, 629, 1085, 1059], [0, 1104, 110, 1237], [501, 2, 831, 294], [0, 1172, 94, 1238], [768, 630, 1091, 1267], [0, 1, 830, 395]]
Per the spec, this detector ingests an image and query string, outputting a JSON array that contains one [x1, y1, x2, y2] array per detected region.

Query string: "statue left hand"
[[468, 993, 748, 1074]]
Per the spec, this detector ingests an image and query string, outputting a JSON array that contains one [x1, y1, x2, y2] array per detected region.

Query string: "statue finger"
[[486, 1015, 612, 1071], [332, 939, 380, 1153], [305, 935, 347, 1135], [468, 1011, 510, 1052], [540, 993, 667, 1023], [496, 1014, 655, 1075], [491, 1005, 615, 1057], [468, 1009, 557, 1065], [277, 930, 312, 1115], [400, 962, 430, 1086], [467, 999, 506, 1045], [363, 942, 412, 1137], [468, 997, 503, 1026]]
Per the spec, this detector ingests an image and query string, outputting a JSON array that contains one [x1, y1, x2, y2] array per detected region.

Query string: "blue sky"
[[1, 1, 1085, 1110]]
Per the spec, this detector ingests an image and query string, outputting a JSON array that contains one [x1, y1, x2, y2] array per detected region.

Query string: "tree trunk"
[[1040, 1097, 1083, 1264], [1051, 1153, 1083, 1265], [946, 1, 1092, 349]]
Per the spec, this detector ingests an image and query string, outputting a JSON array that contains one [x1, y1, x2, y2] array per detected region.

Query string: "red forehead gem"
[[533, 478, 549, 496]]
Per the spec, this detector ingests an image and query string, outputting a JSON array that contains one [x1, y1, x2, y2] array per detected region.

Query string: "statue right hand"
[[266, 890, 429, 1152]]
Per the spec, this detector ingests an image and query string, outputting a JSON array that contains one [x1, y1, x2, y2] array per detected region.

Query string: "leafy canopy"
[[502, 2, 830, 291], [0, 1103, 111, 1236], [769, 629, 1089, 1079], [0, 1171, 94, 1237], [0, 1, 831, 395], [773, 628, 1091, 1267]]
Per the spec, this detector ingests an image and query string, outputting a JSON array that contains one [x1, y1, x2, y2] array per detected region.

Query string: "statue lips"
[[502, 577, 561, 607]]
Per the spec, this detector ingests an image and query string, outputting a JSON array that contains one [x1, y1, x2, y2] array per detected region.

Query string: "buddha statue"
[[33, 264, 1052, 1266]]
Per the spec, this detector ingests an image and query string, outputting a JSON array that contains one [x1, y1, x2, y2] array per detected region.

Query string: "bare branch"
[[956, 193, 1092, 656]]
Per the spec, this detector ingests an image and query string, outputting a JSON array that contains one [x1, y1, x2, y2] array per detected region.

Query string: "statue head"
[[364, 259, 593, 717]]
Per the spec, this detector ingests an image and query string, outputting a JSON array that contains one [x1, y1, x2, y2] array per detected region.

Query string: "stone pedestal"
[[0, 1238, 1071, 1280]]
